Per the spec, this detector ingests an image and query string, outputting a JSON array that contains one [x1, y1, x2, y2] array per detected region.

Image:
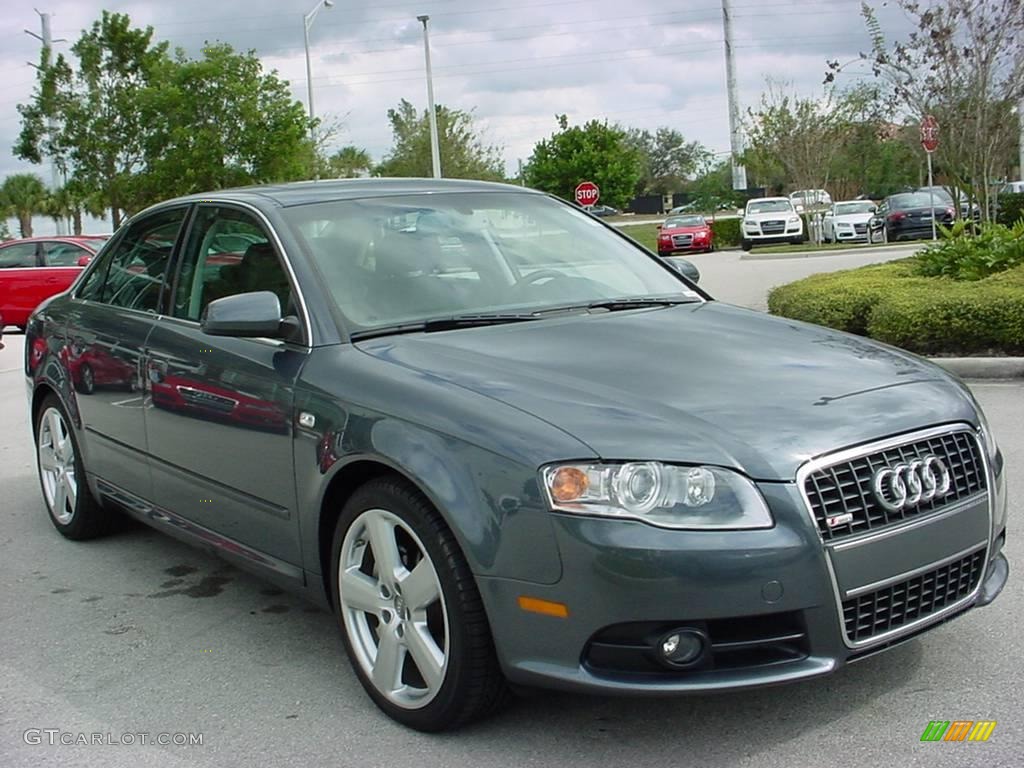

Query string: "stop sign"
[[575, 181, 600, 206], [920, 115, 939, 153]]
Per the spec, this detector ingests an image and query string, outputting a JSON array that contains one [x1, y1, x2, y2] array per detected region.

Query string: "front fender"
[[294, 346, 595, 588]]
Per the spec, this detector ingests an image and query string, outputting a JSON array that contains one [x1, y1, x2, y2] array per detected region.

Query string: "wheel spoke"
[[372, 624, 403, 693], [62, 473, 77, 510], [405, 622, 444, 692], [401, 557, 441, 612], [365, 514, 403, 582], [47, 412, 63, 457], [339, 568, 383, 615], [54, 477, 67, 514], [39, 446, 59, 474]]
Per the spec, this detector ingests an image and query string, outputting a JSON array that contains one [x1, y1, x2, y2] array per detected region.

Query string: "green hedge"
[[710, 217, 742, 247], [767, 259, 1024, 355], [997, 192, 1024, 227]]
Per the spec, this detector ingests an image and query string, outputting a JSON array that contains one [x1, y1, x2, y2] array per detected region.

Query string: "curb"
[[929, 357, 1024, 379], [740, 244, 920, 261]]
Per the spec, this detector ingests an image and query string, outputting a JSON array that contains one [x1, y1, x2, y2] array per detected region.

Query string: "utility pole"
[[417, 15, 442, 179], [26, 10, 67, 234], [720, 0, 747, 192], [1018, 97, 1023, 180]]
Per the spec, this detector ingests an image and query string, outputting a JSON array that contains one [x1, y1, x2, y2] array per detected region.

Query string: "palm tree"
[[1, 173, 48, 238], [328, 146, 374, 178]]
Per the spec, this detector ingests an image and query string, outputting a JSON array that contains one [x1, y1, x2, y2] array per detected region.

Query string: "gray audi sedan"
[[24, 179, 1009, 731]]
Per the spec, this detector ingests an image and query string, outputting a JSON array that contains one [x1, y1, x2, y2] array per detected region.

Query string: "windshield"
[[665, 216, 705, 228], [891, 193, 946, 209], [747, 200, 793, 214], [833, 202, 875, 215], [282, 192, 699, 331], [918, 187, 955, 202]]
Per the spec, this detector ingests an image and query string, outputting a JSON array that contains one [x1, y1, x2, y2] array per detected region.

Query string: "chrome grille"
[[805, 430, 985, 541], [672, 234, 693, 247], [843, 548, 985, 643], [760, 219, 786, 234], [854, 223, 867, 234]]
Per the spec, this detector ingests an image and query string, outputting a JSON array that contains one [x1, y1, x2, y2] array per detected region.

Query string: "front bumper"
[[480, 450, 1008, 695]]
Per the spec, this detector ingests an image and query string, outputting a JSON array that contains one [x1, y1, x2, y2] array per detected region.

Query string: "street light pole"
[[417, 15, 442, 179], [26, 10, 68, 234], [303, 0, 334, 159]]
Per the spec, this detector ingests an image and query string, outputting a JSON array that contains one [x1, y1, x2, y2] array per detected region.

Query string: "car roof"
[[154, 178, 542, 211], [0, 235, 108, 245], [748, 197, 790, 203]]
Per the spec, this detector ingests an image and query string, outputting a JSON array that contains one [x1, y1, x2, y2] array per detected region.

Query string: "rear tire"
[[35, 395, 112, 539], [331, 477, 508, 731]]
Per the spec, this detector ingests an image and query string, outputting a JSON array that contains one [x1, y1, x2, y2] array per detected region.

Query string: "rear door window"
[[0, 242, 40, 268], [98, 208, 188, 312]]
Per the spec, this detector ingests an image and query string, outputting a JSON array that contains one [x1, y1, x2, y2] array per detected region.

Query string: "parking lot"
[[1, 249, 1020, 766]]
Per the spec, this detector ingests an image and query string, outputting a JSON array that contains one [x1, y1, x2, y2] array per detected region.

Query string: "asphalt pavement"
[[2, 249, 1021, 766]]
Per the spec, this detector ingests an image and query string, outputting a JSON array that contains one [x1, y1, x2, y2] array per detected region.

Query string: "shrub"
[[996, 192, 1024, 227], [767, 258, 1024, 355], [915, 220, 1024, 280], [709, 217, 741, 247]]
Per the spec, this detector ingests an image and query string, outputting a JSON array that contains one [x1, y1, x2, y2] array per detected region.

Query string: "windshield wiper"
[[583, 296, 699, 312], [351, 313, 540, 341]]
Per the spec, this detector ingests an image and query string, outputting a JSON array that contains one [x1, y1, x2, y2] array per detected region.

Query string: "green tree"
[[626, 127, 709, 195], [688, 159, 744, 212], [1, 174, 48, 237], [16, 11, 170, 227], [743, 81, 860, 198], [328, 145, 373, 178], [376, 99, 504, 180], [852, 0, 1024, 217], [138, 43, 312, 201], [525, 115, 643, 208]]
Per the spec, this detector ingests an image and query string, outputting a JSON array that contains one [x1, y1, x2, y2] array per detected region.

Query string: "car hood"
[[355, 302, 977, 480], [832, 213, 873, 225], [744, 210, 795, 222], [662, 225, 710, 235]]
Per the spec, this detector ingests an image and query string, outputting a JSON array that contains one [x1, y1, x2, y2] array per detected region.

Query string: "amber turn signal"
[[549, 466, 588, 502], [517, 596, 569, 618]]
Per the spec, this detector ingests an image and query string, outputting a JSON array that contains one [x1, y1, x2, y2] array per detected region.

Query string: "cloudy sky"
[[1, 0, 914, 234]]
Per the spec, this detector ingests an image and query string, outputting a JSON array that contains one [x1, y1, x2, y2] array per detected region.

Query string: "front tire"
[[741, 239, 752, 251], [35, 395, 111, 539], [76, 363, 95, 395], [331, 477, 507, 731]]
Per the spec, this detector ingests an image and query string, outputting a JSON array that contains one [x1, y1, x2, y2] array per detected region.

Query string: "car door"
[[64, 207, 189, 500], [143, 204, 308, 567], [0, 241, 45, 328]]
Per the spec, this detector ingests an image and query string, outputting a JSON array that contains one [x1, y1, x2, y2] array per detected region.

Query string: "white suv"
[[741, 197, 804, 250]]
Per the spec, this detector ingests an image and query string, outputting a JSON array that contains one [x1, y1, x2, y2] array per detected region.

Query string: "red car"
[[0, 236, 108, 331], [657, 215, 714, 255]]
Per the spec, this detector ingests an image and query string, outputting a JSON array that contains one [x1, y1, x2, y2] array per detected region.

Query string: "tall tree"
[[328, 146, 373, 178], [1, 174, 48, 238], [626, 127, 709, 195], [851, 0, 1024, 217], [16, 11, 170, 227], [139, 43, 312, 201], [376, 99, 505, 180], [525, 115, 643, 208], [743, 81, 859, 199]]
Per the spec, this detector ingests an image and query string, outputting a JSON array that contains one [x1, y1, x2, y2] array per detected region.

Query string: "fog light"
[[657, 628, 707, 667]]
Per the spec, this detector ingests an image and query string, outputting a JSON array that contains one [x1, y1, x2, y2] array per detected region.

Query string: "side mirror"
[[201, 291, 283, 337], [668, 258, 700, 283], [77, 255, 92, 267]]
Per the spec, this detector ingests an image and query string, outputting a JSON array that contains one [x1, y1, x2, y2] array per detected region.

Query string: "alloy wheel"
[[338, 508, 450, 709], [38, 407, 78, 525]]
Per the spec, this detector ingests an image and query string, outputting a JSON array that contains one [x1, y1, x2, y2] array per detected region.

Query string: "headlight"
[[788, 216, 800, 224], [541, 462, 773, 530], [975, 403, 999, 460]]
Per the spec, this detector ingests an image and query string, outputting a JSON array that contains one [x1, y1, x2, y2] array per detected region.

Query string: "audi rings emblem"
[[871, 456, 952, 512]]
